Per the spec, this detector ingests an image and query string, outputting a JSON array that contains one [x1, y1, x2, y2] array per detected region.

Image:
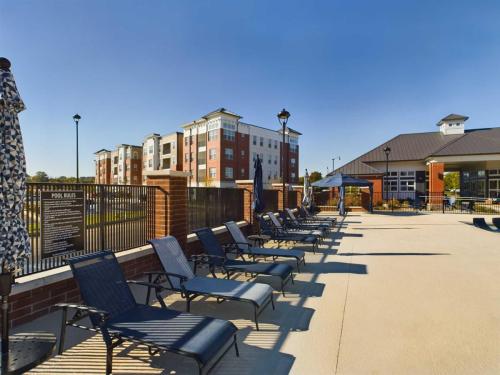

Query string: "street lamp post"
[[383, 146, 391, 201], [73, 114, 81, 183], [277, 109, 290, 210], [332, 156, 341, 173]]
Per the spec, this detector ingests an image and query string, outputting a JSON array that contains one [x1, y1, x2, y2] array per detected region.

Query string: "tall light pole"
[[383, 145, 391, 200], [277, 109, 290, 210], [73, 114, 81, 183], [332, 156, 341, 173]]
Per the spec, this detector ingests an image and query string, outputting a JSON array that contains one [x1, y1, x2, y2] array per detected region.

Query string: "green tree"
[[29, 171, 49, 182], [309, 171, 322, 183], [444, 172, 460, 192]]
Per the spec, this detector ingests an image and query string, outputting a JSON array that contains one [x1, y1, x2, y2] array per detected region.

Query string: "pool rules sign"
[[40, 191, 85, 258]]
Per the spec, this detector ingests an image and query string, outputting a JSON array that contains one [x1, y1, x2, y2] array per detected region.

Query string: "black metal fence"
[[21, 183, 157, 276], [187, 187, 244, 233], [371, 191, 500, 214]]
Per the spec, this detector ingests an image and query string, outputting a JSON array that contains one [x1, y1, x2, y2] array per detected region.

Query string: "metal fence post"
[[99, 185, 106, 250]]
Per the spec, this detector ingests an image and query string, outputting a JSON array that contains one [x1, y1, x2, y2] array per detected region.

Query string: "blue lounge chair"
[[147, 236, 274, 330], [299, 206, 337, 226], [283, 208, 330, 233], [56, 251, 239, 375], [224, 221, 306, 272], [257, 214, 319, 253], [493, 217, 500, 230], [193, 227, 294, 296], [267, 212, 325, 241], [473, 217, 499, 232], [286, 208, 333, 229]]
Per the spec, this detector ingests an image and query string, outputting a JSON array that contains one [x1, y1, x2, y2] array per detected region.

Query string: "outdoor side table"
[[247, 234, 271, 248], [0, 332, 56, 375]]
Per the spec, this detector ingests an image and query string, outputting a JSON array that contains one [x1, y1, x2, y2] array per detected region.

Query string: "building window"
[[162, 143, 171, 155], [268, 139, 272, 148], [209, 168, 217, 178], [291, 172, 296, 179], [400, 180, 415, 192], [148, 160, 153, 168], [209, 148, 217, 160], [184, 137, 188, 146], [274, 140, 278, 149], [291, 158, 296, 165], [241, 168, 245, 176], [274, 155, 278, 165], [148, 146, 153, 154], [208, 129, 218, 141], [253, 135, 257, 145], [259, 137, 264, 147], [225, 167, 233, 179], [252, 152, 257, 161], [241, 150, 245, 156], [223, 129, 236, 141], [184, 153, 189, 162], [268, 155, 272, 164], [224, 148, 234, 160]]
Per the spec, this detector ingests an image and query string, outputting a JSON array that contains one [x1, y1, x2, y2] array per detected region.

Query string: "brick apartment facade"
[[182, 108, 300, 187], [94, 149, 112, 184]]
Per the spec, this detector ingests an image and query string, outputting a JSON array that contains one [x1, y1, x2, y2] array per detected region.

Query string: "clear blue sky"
[[2, 0, 500, 177]]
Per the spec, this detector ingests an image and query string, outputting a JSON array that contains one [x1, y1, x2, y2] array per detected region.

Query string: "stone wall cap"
[[235, 179, 254, 184], [145, 170, 191, 177]]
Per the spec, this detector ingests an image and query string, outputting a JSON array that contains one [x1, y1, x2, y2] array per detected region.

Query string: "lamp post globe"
[[277, 109, 291, 210], [73, 114, 81, 183]]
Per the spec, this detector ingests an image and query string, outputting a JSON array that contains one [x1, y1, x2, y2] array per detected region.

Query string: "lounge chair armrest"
[[126, 279, 171, 290], [55, 303, 109, 319]]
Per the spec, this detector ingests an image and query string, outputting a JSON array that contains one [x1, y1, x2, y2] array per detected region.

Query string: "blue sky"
[[2, 0, 500, 177]]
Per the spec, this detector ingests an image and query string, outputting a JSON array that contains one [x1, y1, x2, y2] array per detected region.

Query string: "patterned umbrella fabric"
[[252, 156, 265, 214], [0, 67, 31, 270]]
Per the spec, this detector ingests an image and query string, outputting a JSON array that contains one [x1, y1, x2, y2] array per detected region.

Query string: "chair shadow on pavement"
[[338, 252, 450, 256]]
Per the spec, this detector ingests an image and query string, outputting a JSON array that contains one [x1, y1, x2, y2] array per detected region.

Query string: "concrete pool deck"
[[22, 212, 500, 374]]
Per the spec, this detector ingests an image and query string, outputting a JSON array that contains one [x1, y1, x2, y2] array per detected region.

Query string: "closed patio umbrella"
[[0, 58, 53, 373], [302, 169, 311, 206], [252, 156, 265, 215]]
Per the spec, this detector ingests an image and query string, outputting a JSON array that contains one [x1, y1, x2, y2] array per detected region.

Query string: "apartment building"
[[108, 144, 142, 185], [141, 132, 183, 183], [182, 108, 300, 187], [94, 149, 112, 184]]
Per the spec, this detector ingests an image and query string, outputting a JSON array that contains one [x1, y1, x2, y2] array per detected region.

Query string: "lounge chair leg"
[[106, 344, 113, 375], [186, 297, 192, 312], [58, 308, 68, 355], [296, 258, 301, 273], [281, 280, 286, 297], [254, 307, 260, 331], [270, 294, 275, 310], [233, 335, 240, 357]]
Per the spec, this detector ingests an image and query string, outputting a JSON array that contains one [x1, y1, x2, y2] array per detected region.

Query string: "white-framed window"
[[208, 130, 218, 141], [241, 150, 245, 156], [224, 167, 233, 179], [291, 158, 296, 165], [400, 180, 415, 191], [209, 148, 217, 160], [268, 139, 272, 148], [148, 146, 153, 154], [259, 137, 264, 147], [148, 159, 153, 168], [268, 155, 272, 164], [184, 153, 189, 162], [224, 148, 233, 160], [143, 149, 147, 156], [291, 172, 296, 179], [209, 168, 217, 178], [274, 140, 278, 149], [241, 168, 245, 176], [253, 135, 257, 145], [223, 129, 235, 141], [274, 155, 278, 165]]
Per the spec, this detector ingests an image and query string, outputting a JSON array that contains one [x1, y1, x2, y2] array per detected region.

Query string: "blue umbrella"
[[252, 156, 265, 214]]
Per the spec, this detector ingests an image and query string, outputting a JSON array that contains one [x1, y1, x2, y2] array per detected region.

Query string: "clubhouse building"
[[334, 114, 500, 204]]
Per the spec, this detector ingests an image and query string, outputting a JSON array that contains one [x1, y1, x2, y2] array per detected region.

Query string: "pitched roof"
[[432, 128, 500, 156], [334, 127, 500, 175], [437, 113, 469, 125], [202, 107, 242, 119]]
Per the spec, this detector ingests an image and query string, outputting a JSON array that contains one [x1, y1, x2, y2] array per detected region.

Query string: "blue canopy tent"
[[312, 173, 374, 215]]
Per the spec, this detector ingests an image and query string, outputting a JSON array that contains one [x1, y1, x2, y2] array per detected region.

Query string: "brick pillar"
[[235, 180, 254, 223], [145, 170, 190, 248], [293, 186, 303, 207], [428, 161, 444, 210], [275, 185, 289, 210]]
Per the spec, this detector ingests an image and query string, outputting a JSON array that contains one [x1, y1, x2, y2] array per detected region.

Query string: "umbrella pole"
[[0, 265, 12, 372]]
